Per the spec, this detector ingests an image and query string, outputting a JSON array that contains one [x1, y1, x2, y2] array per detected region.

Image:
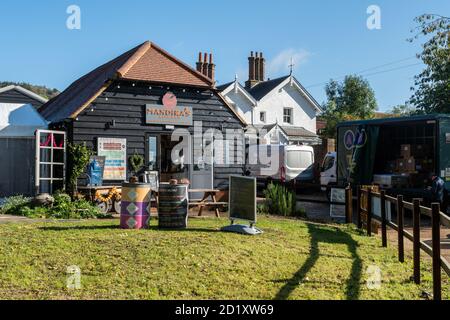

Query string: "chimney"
[[196, 52, 204, 74], [246, 51, 264, 89], [259, 52, 265, 82], [196, 52, 215, 83], [254, 52, 260, 82], [207, 53, 215, 82], [202, 52, 208, 76]]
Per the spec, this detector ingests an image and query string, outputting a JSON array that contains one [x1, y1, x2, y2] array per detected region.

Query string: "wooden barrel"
[[158, 183, 188, 229], [120, 183, 152, 229]]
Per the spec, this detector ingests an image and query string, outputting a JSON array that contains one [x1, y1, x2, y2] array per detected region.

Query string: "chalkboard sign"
[[229, 176, 257, 223], [330, 188, 346, 218], [143, 171, 159, 192]]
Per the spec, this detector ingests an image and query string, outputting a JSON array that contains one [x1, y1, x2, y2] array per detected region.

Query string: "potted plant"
[[129, 153, 144, 183]]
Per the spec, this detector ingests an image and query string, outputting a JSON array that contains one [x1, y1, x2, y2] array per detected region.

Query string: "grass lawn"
[[0, 217, 448, 300]]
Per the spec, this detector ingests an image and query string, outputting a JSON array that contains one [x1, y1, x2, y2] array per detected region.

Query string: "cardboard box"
[[397, 157, 415, 172], [412, 144, 432, 158], [397, 159, 407, 172], [400, 144, 411, 158], [405, 157, 416, 172]]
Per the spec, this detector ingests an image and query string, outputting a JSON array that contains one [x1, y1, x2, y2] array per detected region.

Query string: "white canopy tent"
[[0, 103, 47, 137], [0, 103, 48, 197]]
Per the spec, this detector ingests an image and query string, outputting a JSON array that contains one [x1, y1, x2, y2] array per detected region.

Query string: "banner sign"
[[146, 104, 193, 126], [229, 176, 257, 223], [98, 138, 127, 181]]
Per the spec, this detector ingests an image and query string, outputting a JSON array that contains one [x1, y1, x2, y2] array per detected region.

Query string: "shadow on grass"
[[39, 225, 121, 231], [274, 223, 362, 300], [38, 225, 219, 234]]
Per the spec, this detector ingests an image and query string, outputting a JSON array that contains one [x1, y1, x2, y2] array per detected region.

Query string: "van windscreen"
[[287, 151, 313, 168]]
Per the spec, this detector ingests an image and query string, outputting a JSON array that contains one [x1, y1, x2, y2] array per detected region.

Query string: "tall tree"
[[321, 75, 377, 138], [409, 14, 450, 113]]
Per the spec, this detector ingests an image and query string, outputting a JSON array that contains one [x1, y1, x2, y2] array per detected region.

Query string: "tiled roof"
[[39, 41, 214, 122], [281, 126, 318, 138], [247, 76, 290, 101], [216, 81, 234, 91]]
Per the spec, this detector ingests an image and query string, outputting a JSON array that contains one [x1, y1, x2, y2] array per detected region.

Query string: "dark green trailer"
[[337, 114, 450, 199]]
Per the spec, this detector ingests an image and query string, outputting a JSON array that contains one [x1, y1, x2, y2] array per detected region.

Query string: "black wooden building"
[[39, 41, 246, 191]]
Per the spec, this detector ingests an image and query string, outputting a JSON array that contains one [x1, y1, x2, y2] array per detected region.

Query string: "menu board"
[[330, 188, 346, 218], [229, 176, 257, 223], [98, 138, 127, 181]]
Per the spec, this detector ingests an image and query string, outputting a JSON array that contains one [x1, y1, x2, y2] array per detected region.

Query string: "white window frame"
[[35, 129, 66, 195], [283, 108, 293, 124]]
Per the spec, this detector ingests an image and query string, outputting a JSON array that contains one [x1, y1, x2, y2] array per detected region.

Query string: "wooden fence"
[[344, 186, 450, 300]]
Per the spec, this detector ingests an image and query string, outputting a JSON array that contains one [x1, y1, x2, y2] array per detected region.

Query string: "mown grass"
[[0, 217, 448, 300]]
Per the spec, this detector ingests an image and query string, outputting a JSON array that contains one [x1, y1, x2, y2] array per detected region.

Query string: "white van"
[[246, 144, 315, 183], [320, 152, 337, 197]]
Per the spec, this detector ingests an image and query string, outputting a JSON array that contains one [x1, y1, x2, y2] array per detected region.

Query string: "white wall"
[[254, 83, 317, 133], [224, 90, 253, 124]]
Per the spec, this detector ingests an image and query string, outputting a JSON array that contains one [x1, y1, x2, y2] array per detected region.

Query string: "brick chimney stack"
[[196, 52, 215, 83], [196, 52, 204, 74], [207, 53, 215, 81], [246, 51, 265, 89]]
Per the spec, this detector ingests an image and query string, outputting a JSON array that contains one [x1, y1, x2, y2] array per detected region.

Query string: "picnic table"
[[188, 189, 227, 218]]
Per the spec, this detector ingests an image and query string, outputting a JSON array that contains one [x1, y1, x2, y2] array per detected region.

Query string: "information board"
[[229, 176, 257, 223], [330, 188, 346, 218], [98, 138, 127, 181]]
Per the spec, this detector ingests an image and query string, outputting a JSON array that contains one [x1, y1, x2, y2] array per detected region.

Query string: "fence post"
[[412, 199, 421, 284], [367, 190, 372, 236], [431, 203, 441, 301], [397, 195, 404, 263], [357, 186, 362, 229], [345, 186, 353, 224], [380, 190, 387, 248]]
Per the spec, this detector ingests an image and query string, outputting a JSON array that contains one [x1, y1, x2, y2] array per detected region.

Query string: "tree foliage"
[[320, 75, 378, 138], [67, 143, 92, 194], [0, 81, 59, 100], [409, 14, 450, 113], [388, 104, 416, 117]]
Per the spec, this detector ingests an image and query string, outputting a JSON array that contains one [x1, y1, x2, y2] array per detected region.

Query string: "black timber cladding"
[[67, 81, 245, 190], [0, 88, 45, 109]]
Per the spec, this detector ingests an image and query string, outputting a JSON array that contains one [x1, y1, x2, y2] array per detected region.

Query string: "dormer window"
[[260, 112, 266, 123], [283, 108, 293, 124]]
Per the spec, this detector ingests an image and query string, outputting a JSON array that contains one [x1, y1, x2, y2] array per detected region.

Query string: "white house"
[[218, 52, 322, 145]]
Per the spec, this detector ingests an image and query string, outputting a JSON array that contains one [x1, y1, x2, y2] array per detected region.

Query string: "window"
[[283, 108, 293, 124], [260, 112, 266, 123]]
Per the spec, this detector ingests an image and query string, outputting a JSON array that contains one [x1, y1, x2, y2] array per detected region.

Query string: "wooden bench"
[[188, 189, 227, 218]]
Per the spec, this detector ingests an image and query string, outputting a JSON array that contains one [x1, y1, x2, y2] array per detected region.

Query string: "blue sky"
[[0, 0, 448, 111]]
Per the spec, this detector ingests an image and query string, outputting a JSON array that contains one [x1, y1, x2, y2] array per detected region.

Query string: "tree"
[[388, 104, 416, 117], [320, 75, 378, 138], [409, 14, 450, 113], [0, 81, 59, 100]]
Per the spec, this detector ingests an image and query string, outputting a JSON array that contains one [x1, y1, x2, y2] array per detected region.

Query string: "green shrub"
[[263, 183, 297, 217], [0, 193, 108, 220], [0, 196, 32, 216]]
